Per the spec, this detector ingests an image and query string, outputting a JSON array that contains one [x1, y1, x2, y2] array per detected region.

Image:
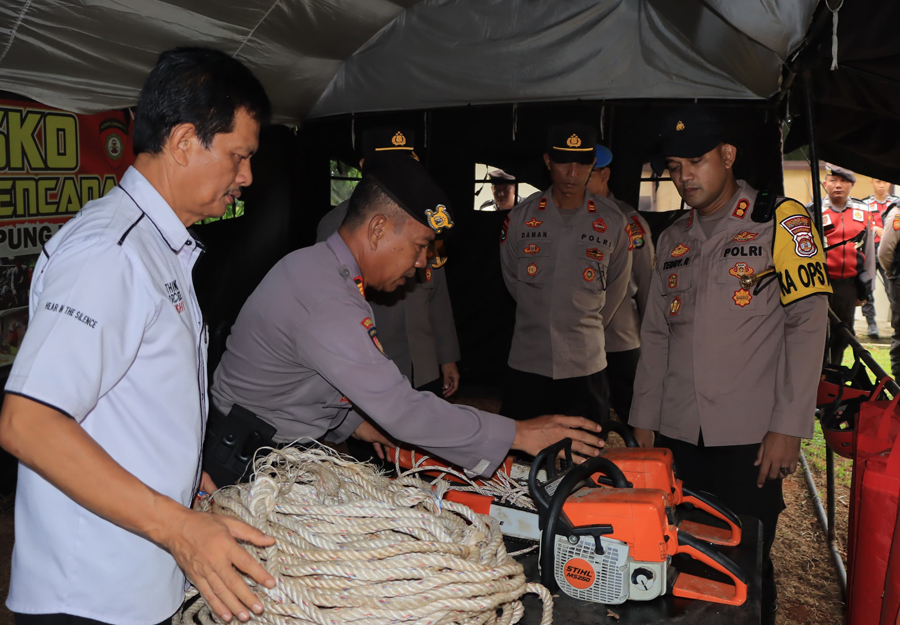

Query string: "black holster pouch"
[[203, 403, 278, 487]]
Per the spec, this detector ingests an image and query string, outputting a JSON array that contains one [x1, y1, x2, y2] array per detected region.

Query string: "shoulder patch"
[[893, 215, 900, 231], [774, 200, 832, 305], [361, 317, 386, 356]]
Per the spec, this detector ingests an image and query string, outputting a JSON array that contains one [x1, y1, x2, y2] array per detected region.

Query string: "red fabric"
[[848, 391, 900, 624], [823, 205, 868, 279]]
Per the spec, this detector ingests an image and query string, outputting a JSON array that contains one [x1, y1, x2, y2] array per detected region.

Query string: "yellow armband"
[[774, 199, 832, 305]]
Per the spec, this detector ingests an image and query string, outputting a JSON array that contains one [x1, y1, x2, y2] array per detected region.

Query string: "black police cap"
[[650, 108, 728, 175], [825, 163, 857, 184], [360, 126, 416, 162], [546, 123, 597, 165], [367, 156, 455, 238]]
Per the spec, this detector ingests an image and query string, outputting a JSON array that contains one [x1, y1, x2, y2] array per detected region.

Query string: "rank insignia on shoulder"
[[583, 267, 596, 282], [779, 214, 817, 258], [525, 217, 543, 228], [733, 231, 759, 242], [425, 267, 432, 282], [592, 217, 607, 233], [668, 274, 677, 288], [526, 262, 538, 277], [894, 216, 900, 231], [669, 296, 681, 316], [524, 243, 541, 255], [733, 199, 750, 219], [670, 243, 690, 257], [361, 317, 386, 356], [425, 204, 454, 234], [586, 248, 604, 261], [852, 209, 865, 223], [588, 200, 596, 213], [353, 276, 365, 297], [538, 197, 547, 211], [732, 288, 752, 307]]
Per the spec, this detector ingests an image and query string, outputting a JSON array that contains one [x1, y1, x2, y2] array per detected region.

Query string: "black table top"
[[514, 516, 762, 625]]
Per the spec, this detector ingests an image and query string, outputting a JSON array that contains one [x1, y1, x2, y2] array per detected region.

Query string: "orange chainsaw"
[[529, 444, 748, 606]]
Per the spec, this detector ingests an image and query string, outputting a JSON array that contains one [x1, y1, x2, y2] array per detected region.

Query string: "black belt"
[[202, 403, 278, 488]]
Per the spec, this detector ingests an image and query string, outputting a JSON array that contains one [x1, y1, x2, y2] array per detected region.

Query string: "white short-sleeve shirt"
[[5, 167, 208, 624]]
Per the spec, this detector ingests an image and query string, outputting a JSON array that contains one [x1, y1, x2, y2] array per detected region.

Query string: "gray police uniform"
[[316, 201, 460, 390], [499, 188, 632, 421], [878, 206, 900, 379], [211, 232, 514, 476], [604, 194, 654, 420], [629, 181, 829, 615]]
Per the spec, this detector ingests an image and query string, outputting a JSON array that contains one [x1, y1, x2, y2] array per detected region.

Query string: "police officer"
[[878, 204, 900, 379], [478, 169, 519, 211], [498, 124, 632, 424], [317, 127, 461, 400], [628, 108, 830, 625], [208, 156, 604, 485], [0, 49, 276, 625], [586, 144, 654, 421], [865, 178, 900, 310], [818, 165, 875, 361]]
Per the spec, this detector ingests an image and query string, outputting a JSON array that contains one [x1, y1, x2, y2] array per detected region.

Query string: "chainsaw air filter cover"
[[554, 534, 666, 604]]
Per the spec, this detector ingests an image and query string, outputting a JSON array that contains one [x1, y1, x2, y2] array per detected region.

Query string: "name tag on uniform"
[[823, 213, 831, 227], [853, 209, 865, 222]]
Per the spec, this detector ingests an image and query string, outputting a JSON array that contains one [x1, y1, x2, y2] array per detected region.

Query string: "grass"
[[801, 342, 893, 488]]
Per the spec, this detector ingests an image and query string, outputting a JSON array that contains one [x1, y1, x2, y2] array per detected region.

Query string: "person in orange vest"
[[817, 164, 875, 363]]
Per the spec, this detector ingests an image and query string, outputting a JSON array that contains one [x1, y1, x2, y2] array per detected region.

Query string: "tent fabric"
[[0, 0, 815, 125]]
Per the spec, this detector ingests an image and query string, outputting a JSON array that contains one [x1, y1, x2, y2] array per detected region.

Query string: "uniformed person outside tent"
[[629, 108, 830, 625], [207, 155, 605, 486], [0, 48, 277, 625], [864, 178, 900, 311], [478, 169, 520, 211], [317, 127, 461, 401], [878, 202, 900, 380], [586, 144, 654, 421], [816, 165, 875, 362], [499, 124, 632, 423]]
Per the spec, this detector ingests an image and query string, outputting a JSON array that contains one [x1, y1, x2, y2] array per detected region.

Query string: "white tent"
[[0, 0, 816, 124]]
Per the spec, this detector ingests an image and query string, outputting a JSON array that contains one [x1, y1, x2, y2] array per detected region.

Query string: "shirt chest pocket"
[[517, 238, 551, 284], [661, 263, 693, 325], [716, 255, 776, 318]]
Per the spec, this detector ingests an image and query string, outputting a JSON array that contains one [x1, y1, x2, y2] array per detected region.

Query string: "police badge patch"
[[583, 267, 595, 282], [894, 215, 900, 231], [361, 317, 386, 355], [524, 243, 541, 255], [733, 231, 759, 242], [526, 263, 538, 277], [592, 218, 607, 233], [669, 296, 681, 316], [670, 243, 690, 257], [525, 218, 543, 228], [586, 248, 604, 261], [779, 214, 817, 258], [668, 274, 677, 289]]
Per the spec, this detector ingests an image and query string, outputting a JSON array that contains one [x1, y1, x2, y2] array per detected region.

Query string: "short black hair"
[[133, 47, 271, 155], [342, 176, 407, 232]]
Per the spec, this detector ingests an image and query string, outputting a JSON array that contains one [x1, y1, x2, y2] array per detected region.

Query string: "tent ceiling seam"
[[234, 0, 282, 59], [0, 0, 33, 66]]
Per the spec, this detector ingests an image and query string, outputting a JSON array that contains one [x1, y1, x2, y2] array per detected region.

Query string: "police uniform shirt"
[[629, 181, 829, 446], [316, 201, 460, 387], [211, 232, 514, 476], [605, 195, 654, 353], [879, 206, 900, 278], [5, 167, 208, 623], [500, 188, 632, 379]]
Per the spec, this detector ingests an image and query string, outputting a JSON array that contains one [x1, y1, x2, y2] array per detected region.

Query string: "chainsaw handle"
[[681, 487, 742, 545], [527, 438, 575, 512], [673, 531, 748, 606], [598, 420, 638, 448], [538, 455, 628, 590]]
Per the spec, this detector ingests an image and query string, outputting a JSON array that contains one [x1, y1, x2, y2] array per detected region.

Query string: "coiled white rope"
[[176, 445, 553, 625]]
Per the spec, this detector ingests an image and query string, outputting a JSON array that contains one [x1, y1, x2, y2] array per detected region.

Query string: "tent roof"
[[0, 0, 815, 125]]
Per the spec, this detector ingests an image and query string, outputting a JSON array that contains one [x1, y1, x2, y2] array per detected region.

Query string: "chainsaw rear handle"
[[673, 531, 748, 606], [598, 420, 639, 448], [680, 487, 742, 547], [536, 453, 629, 591]]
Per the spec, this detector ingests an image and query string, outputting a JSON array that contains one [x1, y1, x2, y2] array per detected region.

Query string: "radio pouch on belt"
[[203, 404, 278, 487]]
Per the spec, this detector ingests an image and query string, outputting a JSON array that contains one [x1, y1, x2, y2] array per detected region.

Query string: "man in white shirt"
[[0, 48, 275, 625]]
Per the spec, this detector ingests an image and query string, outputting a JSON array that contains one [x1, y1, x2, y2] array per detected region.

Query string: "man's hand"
[[441, 362, 460, 398], [156, 506, 276, 622], [199, 471, 217, 496], [754, 431, 802, 487], [351, 419, 395, 461], [633, 427, 655, 448], [512, 415, 604, 459]]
